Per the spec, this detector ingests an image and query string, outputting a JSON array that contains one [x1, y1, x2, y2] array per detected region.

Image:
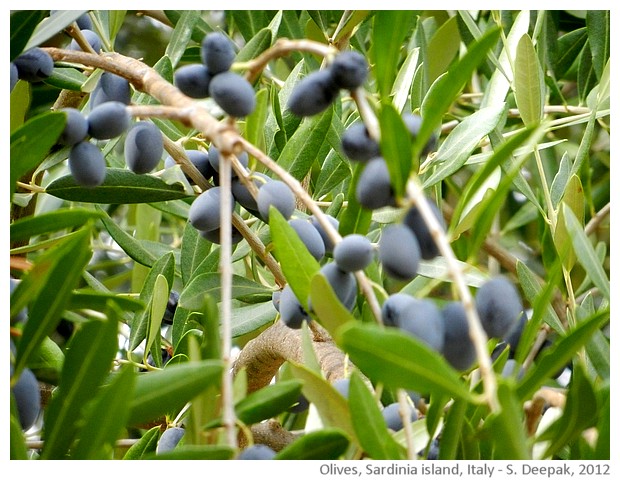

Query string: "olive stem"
[[397, 389, 417, 459]]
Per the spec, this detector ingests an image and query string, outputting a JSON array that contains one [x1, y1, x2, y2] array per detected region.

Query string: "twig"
[[585, 202, 610, 236], [406, 179, 499, 413]]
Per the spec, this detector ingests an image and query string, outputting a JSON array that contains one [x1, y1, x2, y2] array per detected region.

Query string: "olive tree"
[[10, 10, 610, 460]]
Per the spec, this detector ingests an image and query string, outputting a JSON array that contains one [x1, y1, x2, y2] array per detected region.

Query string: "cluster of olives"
[[287, 50, 369, 117], [174, 32, 256, 117], [382, 275, 525, 371]]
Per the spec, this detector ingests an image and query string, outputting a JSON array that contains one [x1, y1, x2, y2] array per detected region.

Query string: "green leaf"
[[231, 301, 277, 338], [10, 79, 31, 133], [235, 379, 303, 425], [165, 10, 199, 68], [180, 221, 212, 285], [10, 415, 28, 459], [126, 360, 223, 427], [554, 27, 587, 78], [426, 15, 461, 85], [275, 428, 351, 460], [122, 426, 161, 459], [340, 163, 372, 235], [276, 107, 333, 181], [420, 27, 501, 159], [230, 10, 274, 41], [11, 111, 65, 200], [146, 445, 235, 460], [24, 10, 86, 51], [309, 273, 356, 337], [337, 323, 474, 402], [586, 11, 610, 80], [269, 208, 320, 309], [143, 274, 169, 364], [554, 174, 585, 270], [349, 371, 407, 460], [483, 382, 530, 459], [164, 10, 212, 43], [44, 67, 89, 91], [289, 362, 355, 438], [41, 311, 120, 459], [315, 149, 351, 198], [245, 88, 269, 158], [516, 309, 609, 401], [179, 273, 273, 311], [12, 229, 91, 378], [538, 362, 597, 458], [423, 103, 507, 188], [129, 252, 175, 353], [47, 169, 193, 204], [69, 291, 144, 314], [379, 102, 412, 197], [391, 47, 420, 113], [10, 208, 103, 243], [97, 206, 158, 267], [236, 27, 272, 62], [11, 10, 46, 60], [563, 204, 610, 300], [71, 364, 135, 459], [372, 11, 416, 99], [514, 34, 544, 126]]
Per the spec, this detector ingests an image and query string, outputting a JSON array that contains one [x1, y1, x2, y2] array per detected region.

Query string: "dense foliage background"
[[9, 10, 610, 461]]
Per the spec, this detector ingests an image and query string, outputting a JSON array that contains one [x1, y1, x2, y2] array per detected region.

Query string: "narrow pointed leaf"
[[235, 379, 303, 425], [275, 428, 350, 460], [337, 323, 474, 402], [514, 34, 544, 126], [127, 360, 223, 427]]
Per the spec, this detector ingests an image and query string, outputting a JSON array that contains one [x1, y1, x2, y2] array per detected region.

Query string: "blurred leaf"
[[483, 382, 530, 459], [10, 79, 30, 133], [549, 153, 571, 208], [275, 428, 351, 460], [309, 273, 356, 337], [517, 309, 609, 401], [426, 15, 460, 85], [236, 27, 272, 62], [277, 107, 333, 181], [71, 364, 135, 459], [379, 102, 412, 198], [180, 221, 212, 285], [372, 11, 415, 98], [514, 34, 544, 126], [269, 208, 320, 309], [10, 208, 102, 243], [127, 360, 223, 427], [554, 27, 587, 78], [41, 309, 120, 459], [586, 11, 609, 80], [165, 10, 199, 68], [538, 362, 597, 458], [129, 252, 175, 352], [245, 88, 269, 155], [235, 379, 303, 425], [29, 336, 64, 385], [47, 169, 193, 204], [11, 111, 65, 200], [333, 11, 370, 44], [230, 10, 275, 41], [563, 204, 610, 300], [289, 362, 355, 438], [577, 41, 596, 103], [179, 273, 272, 311], [165, 10, 212, 43], [420, 27, 500, 158], [231, 301, 277, 338], [315, 148, 351, 198], [146, 445, 234, 460], [12, 228, 91, 378], [11, 10, 47, 59], [122, 425, 161, 459], [337, 323, 474, 402], [423, 103, 506, 188], [438, 398, 466, 459], [349, 371, 407, 460]]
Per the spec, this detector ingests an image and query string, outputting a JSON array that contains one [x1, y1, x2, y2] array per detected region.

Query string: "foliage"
[[9, 10, 610, 460]]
